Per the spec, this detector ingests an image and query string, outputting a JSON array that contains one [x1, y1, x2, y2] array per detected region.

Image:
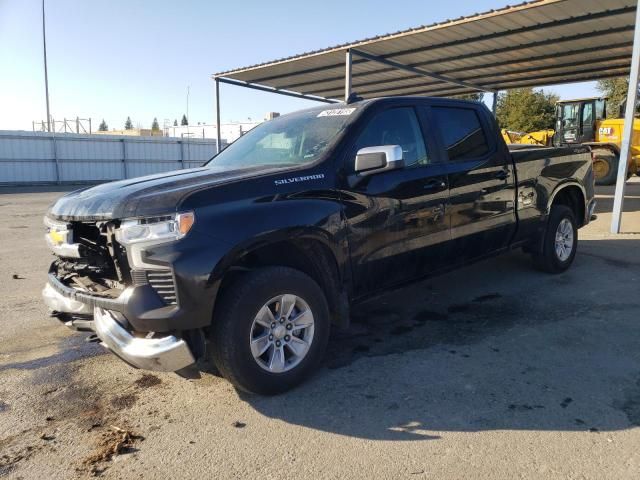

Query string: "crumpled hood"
[[49, 165, 282, 221]]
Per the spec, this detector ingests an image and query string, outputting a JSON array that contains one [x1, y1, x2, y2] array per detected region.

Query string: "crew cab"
[[42, 97, 596, 394]]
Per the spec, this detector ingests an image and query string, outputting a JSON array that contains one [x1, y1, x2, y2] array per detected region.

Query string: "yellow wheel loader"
[[501, 97, 640, 185]]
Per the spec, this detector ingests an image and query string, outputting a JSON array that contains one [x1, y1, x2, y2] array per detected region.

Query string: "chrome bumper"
[[42, 282, 195, 372], [93, 308, 195, 372], [42, 283, 93, 315]]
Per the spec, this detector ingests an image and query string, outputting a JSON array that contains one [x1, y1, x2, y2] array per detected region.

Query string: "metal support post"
[[42, 0, 51, 132], [215, 78, 222, 154], [345, 49, 352, 102], [121, 139, 128, 179], [611, 4, 640, 233]]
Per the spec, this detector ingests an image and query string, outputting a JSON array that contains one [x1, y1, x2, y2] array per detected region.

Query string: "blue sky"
[[0, 0, 601, 131]]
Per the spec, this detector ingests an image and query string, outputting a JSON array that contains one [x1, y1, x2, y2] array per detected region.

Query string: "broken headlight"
[[115, 212, 195, 246]]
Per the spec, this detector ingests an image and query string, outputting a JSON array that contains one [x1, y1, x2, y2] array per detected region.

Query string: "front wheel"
[[593, 152, 633, 186], [209, 267, 330, 395], [532, 205, 578, 274], [593, 152, 618, 186]]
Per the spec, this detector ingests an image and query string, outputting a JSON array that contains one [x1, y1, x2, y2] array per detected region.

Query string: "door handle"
[[495, 169, 510, 180], [423, 179, 446, 190]]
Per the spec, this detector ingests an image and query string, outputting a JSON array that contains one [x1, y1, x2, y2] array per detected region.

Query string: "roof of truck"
[[213, 0, 636, 101]]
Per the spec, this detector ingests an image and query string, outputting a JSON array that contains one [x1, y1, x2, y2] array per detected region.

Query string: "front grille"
[[146, 269, 177, 305]]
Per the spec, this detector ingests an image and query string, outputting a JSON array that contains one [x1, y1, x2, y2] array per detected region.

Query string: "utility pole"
[[42, 0, 52, 132]]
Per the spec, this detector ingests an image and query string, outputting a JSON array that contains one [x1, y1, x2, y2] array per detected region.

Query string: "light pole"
[[42, 0, 52, 132]]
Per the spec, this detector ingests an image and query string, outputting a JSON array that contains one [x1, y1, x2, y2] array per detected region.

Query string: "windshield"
[[208, 107, 355, 170]]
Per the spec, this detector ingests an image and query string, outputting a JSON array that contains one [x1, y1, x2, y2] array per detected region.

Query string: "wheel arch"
[[547, 182, 587, 227], [209, 228, 351, 331]]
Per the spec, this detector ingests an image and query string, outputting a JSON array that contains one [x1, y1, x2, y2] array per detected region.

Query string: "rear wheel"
[[532, 205, 578, 274], [209, 266, 330, 395]]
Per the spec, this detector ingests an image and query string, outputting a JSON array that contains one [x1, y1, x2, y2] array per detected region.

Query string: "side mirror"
[[354, 145, 404, 176]]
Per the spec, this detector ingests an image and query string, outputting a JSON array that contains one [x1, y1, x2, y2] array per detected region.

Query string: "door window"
[[582, 103, 594, 129], [595, 99, 606, 120], [561, 104, 580, 128], [432, 107, 490, 161], [354, 107, 429, 167]]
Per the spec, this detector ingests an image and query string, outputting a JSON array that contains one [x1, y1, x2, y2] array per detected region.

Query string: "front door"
[[340, 105, 450, 297]]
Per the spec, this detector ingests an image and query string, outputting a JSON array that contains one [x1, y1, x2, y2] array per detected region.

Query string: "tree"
[[151, 117, 160, 131], [124, 116, 133, 130], [98, 119, 108, 131], [173, 119, 178, 126], [181, 114, 188, 126], [496, 88, 559, 132], [596, 77, 640, 118], [451, 92, 485, 102]]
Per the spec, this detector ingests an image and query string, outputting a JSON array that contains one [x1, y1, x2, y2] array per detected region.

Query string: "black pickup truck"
[[43, 97, 595, 394]]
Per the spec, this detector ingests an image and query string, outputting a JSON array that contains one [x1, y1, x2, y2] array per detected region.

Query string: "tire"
[[593, 152, 618, 186], [209, 266, 330, 395], [532, 205, 578, 274]]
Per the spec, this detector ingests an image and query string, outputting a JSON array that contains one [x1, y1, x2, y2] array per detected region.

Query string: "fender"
[[206, 226, 352, 328], [546, 181, 587, 213], [546, 180, 589, 228], [208, 225, 349, 285]]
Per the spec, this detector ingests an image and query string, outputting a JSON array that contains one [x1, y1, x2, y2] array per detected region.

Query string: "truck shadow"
[[241, 237, 640, 440]]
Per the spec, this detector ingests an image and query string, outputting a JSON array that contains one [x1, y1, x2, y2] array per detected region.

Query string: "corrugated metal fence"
[[0, 130, 220, 185]]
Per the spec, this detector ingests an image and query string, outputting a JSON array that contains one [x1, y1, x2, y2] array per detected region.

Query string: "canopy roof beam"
[[215, 77, 339, 104], [350, 48, 494, 94]]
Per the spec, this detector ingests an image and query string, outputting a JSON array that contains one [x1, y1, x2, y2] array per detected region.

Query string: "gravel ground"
[[1, 180, 640, 479]]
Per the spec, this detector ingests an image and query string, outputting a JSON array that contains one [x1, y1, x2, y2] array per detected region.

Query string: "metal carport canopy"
[[211, 0, 640, 234], [213, 0, 636, 100]]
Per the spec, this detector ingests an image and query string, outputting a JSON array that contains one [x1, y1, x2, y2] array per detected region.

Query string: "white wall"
[[0, 130, 219, 185]]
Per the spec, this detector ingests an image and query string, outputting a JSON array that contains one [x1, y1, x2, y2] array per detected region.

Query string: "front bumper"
[[93, 307, 195, 371], [42, 278, 195, 372]]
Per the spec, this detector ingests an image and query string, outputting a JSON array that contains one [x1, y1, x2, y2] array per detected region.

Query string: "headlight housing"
[[115, 212, 195, 246]]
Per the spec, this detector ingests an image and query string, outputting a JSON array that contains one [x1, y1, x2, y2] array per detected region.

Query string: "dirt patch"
[[0, 447, 34, 476], [80, 426, 143, 476], [110, 393, 138, 410], [0, 440, 44, 477], [134, 374, 162, 389]]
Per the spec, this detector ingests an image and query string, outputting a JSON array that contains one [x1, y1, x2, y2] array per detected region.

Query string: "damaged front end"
[[44, 218, 127, 326], [42, 214, 198, 372]]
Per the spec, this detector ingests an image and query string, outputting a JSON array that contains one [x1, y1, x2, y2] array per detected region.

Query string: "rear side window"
[[355, 107, 429, 167], [432, 107, 490, 161]]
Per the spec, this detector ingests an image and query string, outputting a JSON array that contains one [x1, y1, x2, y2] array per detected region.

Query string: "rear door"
[[340, 103, 450, 297], [428, 102, 516, 262]]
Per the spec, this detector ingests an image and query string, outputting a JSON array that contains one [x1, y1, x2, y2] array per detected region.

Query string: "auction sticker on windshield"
[[317, 108, 356, 117]]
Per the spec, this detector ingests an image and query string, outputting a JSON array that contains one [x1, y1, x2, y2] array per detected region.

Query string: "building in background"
[[166, 112, 279, 143], [94, 128, 163, 137]]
